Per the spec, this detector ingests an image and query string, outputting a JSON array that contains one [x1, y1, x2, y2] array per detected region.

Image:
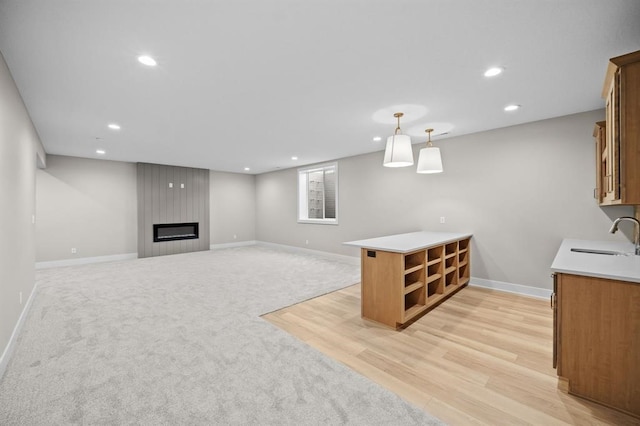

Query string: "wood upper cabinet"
[[596, 49, 640, 205], [554, 273, 640, 418]]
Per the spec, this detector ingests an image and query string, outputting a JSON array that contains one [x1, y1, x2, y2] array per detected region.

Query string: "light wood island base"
[[347, 232, 471, 328]]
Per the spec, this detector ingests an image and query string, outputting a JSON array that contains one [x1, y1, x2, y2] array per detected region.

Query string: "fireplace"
[[153, 222, 199, 242]]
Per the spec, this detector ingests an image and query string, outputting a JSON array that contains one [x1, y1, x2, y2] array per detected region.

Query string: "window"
[[298, 162, 338, 224]]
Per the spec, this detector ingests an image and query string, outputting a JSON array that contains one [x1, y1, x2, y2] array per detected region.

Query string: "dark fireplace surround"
[[153, 222, 199, 243]]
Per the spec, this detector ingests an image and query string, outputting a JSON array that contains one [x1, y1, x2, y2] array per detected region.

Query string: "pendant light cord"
[[426, 128, 434, 147], [394, 113, 403, 135]]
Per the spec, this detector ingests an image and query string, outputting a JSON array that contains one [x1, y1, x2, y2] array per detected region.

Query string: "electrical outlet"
[[440, 216, 446, 224], [32, 214, 35, 224], [233, 234, 237, 239], [19, 291, 23, 305], [305, 240, 309, 245], [71, 248, 77, 254]]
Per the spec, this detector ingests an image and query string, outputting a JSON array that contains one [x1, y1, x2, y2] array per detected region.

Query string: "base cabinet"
[[361, 237, 470, 328], [554, 273, 640, 418]]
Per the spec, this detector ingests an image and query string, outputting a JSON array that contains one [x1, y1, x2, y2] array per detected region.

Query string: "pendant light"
[[416, 128, 443, 174], [383, 112, 414, 167]]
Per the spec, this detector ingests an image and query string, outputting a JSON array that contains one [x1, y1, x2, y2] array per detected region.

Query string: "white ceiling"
[[1, 1, 639, 174]]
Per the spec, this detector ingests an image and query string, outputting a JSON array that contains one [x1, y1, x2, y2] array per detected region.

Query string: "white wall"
[[210, 171, 256, 245], [36, 155, 138, 262], [256, 110, 634, 290], [34, 158, 258, 262], [25, 110, 637, 291], [0, 51, 45, 371]]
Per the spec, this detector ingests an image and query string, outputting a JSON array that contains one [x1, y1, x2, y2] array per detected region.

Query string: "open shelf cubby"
[[458, 249, 469, 265], [445, 270, 458, 288], [445, 255, 457, 271], [404, 288, 426, 321], [445, 242, 458, 257], [427, 276, 443, 299], [404, 250, 425, 272], [427, 246, 443, 263], [427, 261, 441, 275], [404, 269, 424, 291], [458, 262, 470, 285]]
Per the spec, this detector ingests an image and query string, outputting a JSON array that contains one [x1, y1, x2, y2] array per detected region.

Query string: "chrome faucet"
[[609, 216, 640, 255]]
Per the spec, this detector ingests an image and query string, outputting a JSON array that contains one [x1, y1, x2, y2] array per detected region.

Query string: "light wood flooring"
[[263, 284, 639, 425]]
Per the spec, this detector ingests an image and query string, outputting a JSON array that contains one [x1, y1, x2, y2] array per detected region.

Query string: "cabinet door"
[[603, 71, 621, 204], [558, 274, 640, 416], [594, 122, 606, 204]]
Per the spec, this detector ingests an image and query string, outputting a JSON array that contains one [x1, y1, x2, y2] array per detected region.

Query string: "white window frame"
[[297, 162, 338, 225]]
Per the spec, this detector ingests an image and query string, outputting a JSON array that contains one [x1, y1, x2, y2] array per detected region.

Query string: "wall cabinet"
[[553, 273, 640, 418], [595, 50, 640, 206], [359, 236, 471, 328]]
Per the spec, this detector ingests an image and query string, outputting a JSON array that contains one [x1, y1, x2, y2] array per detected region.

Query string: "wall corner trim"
[[35, 253, 138, 269], [0, 281, 39, 381], [469, 277, 552, 299]]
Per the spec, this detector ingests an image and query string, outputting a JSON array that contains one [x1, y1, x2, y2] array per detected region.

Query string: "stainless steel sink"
[[570, 248, 627, 256]]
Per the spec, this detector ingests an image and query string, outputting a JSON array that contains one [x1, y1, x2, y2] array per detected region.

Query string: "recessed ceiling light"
[[244, 167, 250, 171], [372, 136, 382, 142], [504, 104, 520, 112], [108, 123, 121, 130], [291, 156, 298, 160], [96, 149, 106, 155], [137, 55, 157, 67], [484, 67, 504, 77]]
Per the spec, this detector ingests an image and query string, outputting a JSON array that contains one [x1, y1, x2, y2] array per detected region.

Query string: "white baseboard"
[[256, 241, 360, 266], [470, 277, 552, 300], [35, 253, 138, 269], [0, 281, 38, 380], [209, 240, 257, 250]]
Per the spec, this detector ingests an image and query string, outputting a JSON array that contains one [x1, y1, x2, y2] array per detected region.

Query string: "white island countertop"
[[344, 231, 472, 254], [551, 238, 640, 283]]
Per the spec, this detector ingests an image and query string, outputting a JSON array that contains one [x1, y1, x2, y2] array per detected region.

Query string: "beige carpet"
[[0, 246, 443, 425]]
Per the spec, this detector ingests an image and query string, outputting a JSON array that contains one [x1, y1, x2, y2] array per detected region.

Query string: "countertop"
[[343, 231, 472, 253], [551, 238, 640, 283]]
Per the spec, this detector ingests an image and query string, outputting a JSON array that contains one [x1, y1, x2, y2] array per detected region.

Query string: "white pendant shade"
[[416, 146, 443, 173], [383, 134, 414, 167]]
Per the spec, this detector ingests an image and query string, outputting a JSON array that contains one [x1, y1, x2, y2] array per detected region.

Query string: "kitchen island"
[[551, 239, 640, 418], [344, 231, 472, 328]]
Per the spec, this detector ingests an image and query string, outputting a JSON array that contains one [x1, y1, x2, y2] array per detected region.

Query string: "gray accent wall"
[[256, 110, 634, 290], [137, 163, 210, 257], [35, 155, 137, 261], [210, 171, 256, 245], [0, 51, 45, 367]]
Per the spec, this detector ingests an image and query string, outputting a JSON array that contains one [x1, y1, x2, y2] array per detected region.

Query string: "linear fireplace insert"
[[153, 222, 199, 242]]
